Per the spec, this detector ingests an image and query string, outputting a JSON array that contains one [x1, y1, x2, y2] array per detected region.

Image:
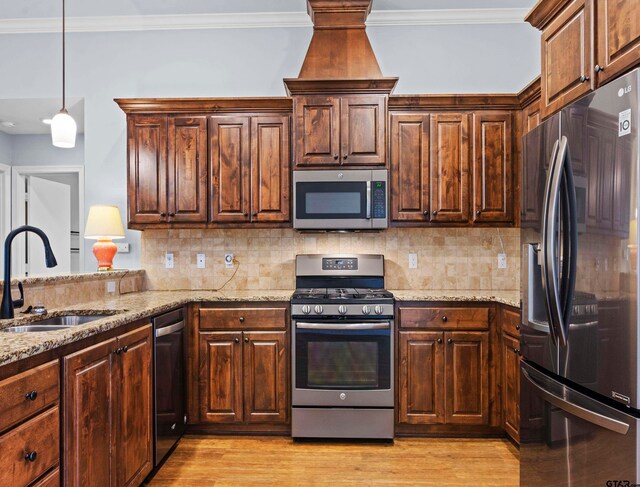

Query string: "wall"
[[140, 227, 520, 292], [0, 132, 11, 164], [10, 134, 85, 166], [0, 22, 539, 272]]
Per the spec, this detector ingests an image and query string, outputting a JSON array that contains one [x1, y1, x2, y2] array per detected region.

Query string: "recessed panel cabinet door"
[[63, 338, 118, 487], [243, 331, 288, 424], [541, 0, 593, 118], [473, 112, 513, 223], [398, 331, 445, 425], [340, 95, 386, 166], [251, 116, 291, 223], [596, 0, 640, 84], [390, 113, 430, 222], [116, 325, 153, 487], [199, 332, 243, 423], [209, 117, 251, 222], [444, 331, 489, 425], [502, 333, 521, 442], [168, 117, 208, 223], [294, 96, 340, 167], [430, 113, 471, 223], [128, 115, 168, 224]]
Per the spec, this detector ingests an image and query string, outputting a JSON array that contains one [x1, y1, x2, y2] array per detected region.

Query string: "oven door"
[[292, 320, 394, 407]]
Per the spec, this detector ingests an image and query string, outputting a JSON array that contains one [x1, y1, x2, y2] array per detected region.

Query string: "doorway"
[[0, 162, 10, 271]]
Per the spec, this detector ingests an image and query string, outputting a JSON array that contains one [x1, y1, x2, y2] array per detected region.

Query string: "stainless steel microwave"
[[293, 169, 388, 230]]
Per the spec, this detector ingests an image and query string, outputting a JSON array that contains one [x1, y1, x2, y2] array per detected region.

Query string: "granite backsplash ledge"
[[141, 228, 520, 292]]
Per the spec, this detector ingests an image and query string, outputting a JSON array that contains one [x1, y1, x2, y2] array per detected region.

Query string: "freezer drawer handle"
[[155, 321, 185, 338], [522, 367, 630, 435]]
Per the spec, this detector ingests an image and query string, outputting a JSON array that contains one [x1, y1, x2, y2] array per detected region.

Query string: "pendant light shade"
[[51, 109, 77, 148], [51, 0, 76, 148]]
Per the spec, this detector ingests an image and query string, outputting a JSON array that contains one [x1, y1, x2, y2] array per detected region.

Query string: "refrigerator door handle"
[[522, 364, 630, 435]]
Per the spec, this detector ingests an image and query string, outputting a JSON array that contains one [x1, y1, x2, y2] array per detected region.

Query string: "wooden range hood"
[[284, 0, 398, 94]]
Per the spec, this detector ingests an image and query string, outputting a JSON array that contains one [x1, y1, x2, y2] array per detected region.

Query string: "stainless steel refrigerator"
[[520, 68, 640, 486]]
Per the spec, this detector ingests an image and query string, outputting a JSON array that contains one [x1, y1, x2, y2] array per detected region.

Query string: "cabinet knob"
[[160, 212, 166, 217], [333, 154, 339, 160], [24, 451, 37, 462], [122, 345, 128, 353], [423, 210, 429, 216], [437, 338, 443, 344], [168, 212, 175, 217], [243, 212, 248, 217], [514, 348, 520, 355], [239, 316, 245, 323], [516, 324, 521, 330], [114, 348, 122, 355], [24, 390, 38, 401], [580, 75, 590, 83], [595, 65, 603, 73], [432, 210, 437, 215], [442, 315, 448, 322], [343, 155, 348, 160], [476, 210, 481, 216], [252, 212, 257, 217], [244, 337, 249, 343], [234, 338, 239, 343], [448, 338, 453, 344]]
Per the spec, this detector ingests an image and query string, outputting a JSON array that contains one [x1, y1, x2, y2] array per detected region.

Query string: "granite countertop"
[[390, 290, 520, 308]]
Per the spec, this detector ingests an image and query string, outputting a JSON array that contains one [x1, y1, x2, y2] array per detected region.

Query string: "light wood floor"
[[148, 435, 519, 486]]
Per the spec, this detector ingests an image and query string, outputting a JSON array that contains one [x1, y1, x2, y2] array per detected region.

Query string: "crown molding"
[[0, 8, 529, 35]]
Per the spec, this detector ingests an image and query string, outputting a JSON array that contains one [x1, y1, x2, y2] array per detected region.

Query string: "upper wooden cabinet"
[[473, 112, 513, 223], [293, 94, 386, 167]]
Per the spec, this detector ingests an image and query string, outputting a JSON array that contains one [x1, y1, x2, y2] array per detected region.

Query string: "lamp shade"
[[85, 205, 125, 240], [51, 110, 77, 148]]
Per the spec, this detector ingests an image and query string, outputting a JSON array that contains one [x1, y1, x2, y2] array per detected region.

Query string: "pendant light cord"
[[61, 0, 66, 111]]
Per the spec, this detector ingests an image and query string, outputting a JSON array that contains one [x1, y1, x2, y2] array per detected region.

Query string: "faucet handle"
[[12, 282, 24, 309]]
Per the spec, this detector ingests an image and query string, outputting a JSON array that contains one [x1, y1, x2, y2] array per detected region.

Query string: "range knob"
[[374, 305, 384, 315], [314, 305, 324, 315], [338, 305, 348, 315], [362, 305, 371, 315], [301, 305, 311, 315]]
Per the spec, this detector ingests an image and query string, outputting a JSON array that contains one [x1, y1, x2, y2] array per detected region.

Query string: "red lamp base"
[[92, 239, 117, 271]]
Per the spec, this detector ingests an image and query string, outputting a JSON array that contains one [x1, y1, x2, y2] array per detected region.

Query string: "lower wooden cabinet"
[[501, 332, 521, 442], [63, 324, 153, 487]]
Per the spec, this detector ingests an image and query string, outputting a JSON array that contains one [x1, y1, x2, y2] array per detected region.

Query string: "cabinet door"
[[127, 115, 168, 224], [116, 325, 153, 487], [522, 100, 541, 135], [444, 331, 489, 425], [430, 113, 471, 223], [340, 95, 386, 166], [167, 116, 208, 223], [243, 331, 288, 424], [398, 331, 445, 425], [541, 0, 594, 118], [209, 116, 251, 222], [293, 96, 340, 167], [502, 333, 521, 443], [473, 112, 513, 223], [389, 113, 430, 222], [63, 338, 118, 487], [199, 332, 243, 423], [250, 116, 291, 223], [596, 0, 640, 84]]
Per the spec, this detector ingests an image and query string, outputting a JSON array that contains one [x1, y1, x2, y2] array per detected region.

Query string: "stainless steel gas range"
[[291, 254, 394, 439]]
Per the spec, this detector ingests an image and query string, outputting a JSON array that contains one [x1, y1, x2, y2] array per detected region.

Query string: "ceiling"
[[0, 0, 537, 19], [0, 98, 84, 135]]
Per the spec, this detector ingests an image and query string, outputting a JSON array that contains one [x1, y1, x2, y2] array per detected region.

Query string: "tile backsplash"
[[141, 228, 520, 292]]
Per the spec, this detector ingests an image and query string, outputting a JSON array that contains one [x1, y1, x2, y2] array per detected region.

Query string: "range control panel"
[[372, 181, 387, 219], [322, 258, 358, 271]]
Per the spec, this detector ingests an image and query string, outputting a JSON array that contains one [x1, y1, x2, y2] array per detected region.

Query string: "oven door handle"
[[296, 322, 390, 330]]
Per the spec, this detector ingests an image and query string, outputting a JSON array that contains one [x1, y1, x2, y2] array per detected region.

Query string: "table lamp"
[[84, 205, 125, 271]]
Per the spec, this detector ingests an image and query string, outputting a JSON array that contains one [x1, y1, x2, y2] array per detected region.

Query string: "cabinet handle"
[[24, 451, 37, 462], [244, 337, 249, 343], [514, 348, 520, 355], [442, 316, 448, 322], [239, 316, 245, 323], [437, 338, 443, 344], [24, 390, 38, 401], [595, 65, 603, 73], [447, 338, 453, 344], [234, 338, 239, 343], [580, 75, 590, 83]]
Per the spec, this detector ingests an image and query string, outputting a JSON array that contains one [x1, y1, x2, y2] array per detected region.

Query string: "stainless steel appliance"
[[153, 309, 186, 466], [293, 169, 388, 230], [520, 69, 640, 485], [291, 254, 394, 439]]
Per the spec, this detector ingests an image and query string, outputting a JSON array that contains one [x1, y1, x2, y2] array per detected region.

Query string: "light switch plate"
[[498, 252, 507, 269], [116, 242, 130, 253], [408, 253, 418, 269], [165, 252, 174, 269], [106, 281, 116, 293], [224, 253, 234, 269], [197, 253, 206, 269]]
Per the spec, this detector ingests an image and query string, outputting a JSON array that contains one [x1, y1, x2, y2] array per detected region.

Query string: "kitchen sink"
[[1, 313, 116, 333]]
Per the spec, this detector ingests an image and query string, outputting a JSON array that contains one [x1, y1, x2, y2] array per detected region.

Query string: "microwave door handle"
[[296, 322, 390, 330], [366, 180, 371, 219]]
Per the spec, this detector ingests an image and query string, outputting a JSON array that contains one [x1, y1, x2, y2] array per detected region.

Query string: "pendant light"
[[51, 0, 76, 148]]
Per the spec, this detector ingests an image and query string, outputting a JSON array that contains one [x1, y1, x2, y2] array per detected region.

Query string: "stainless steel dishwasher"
[[153, 308, 186, 466]]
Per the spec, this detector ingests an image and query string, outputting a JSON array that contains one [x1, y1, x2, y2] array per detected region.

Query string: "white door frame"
[[0, 163, 11, 271], [11, 165, 85, 274]]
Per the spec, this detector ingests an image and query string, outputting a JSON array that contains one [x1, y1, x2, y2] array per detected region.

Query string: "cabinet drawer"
[[0, 406, 59, 487], [0, 360, 59, 433], [200, 307, 287, 330], [399, 307, 489, 330], [502, 307, 521, 337]]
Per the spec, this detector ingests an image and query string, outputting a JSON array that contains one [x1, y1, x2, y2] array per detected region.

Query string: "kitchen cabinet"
[[64, 324, 153, 487], [210, 115, 290, 224], [472, 112, 514, 223], [522, 99, 541, 135], [501, 307, 521, 444], [293, 94, 386, 167]]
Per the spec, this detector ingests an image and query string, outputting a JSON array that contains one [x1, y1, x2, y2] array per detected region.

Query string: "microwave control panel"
[[372, 181, 387, 219]]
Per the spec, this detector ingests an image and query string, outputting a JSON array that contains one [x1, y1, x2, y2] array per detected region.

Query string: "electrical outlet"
[[197, 253, 206, 269], [224, 253, 234, 269], [116, 242, 130, 253], [165, 252, 174, 269], [106, 281, 116, 293], [408, 253, 418, 269], [498, 252, 507, 269]]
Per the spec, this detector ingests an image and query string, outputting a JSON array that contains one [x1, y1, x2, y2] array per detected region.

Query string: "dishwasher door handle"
[[155, 321, 185, 338]]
